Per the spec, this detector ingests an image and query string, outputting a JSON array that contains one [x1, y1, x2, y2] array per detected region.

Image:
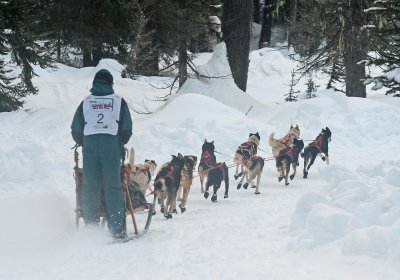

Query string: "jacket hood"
[[90, 80, 114, 96]]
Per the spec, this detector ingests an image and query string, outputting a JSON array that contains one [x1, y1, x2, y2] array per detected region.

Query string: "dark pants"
[[82, 134, 125, 236]]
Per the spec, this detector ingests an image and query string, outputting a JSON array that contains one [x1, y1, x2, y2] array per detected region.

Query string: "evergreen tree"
[[285, 70, 299, 101], [305, 74, 319, 99], [42, 0, 141, 67], [155, 0, 222, 88], [367, 0, 400, 96], [291, 0, 372, 98], [0, 0, 51, 112]]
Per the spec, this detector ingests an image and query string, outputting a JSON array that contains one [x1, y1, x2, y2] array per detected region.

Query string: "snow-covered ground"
[[1, 43, 400, 280]]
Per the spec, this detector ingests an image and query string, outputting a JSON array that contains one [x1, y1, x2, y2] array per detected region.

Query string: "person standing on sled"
[[71, 69, 132, 239]]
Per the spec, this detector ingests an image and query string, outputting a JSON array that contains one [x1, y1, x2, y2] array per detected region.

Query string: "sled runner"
[[73, 145, 155, 236]]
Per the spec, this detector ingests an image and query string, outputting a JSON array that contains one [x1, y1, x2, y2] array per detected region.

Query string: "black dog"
[[301, 127, 332, 179], [154, 153, 185, 219], [275, 138, 304, 185], [198, 140, 229, 202]]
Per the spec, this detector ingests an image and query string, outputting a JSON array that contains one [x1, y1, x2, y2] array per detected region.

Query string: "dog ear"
[[290, 124, 293, 128], [211, 140, 214, 145], [204, 139, 207, 143], [177, 153, 183, 159]]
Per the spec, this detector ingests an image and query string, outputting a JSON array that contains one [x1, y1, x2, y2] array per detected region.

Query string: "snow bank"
[[178, 43, 271, 118], [289, 163, 400, 263]]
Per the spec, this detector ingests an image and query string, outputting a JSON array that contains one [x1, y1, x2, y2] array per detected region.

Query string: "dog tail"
[[129, 147, 135, 167], [268, 132, 275, 147]]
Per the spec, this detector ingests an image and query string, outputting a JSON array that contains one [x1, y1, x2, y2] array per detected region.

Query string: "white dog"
[[128, 147, 157, 195]]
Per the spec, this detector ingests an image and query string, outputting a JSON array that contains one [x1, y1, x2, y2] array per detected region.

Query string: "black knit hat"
[[93, 69, 113, 85]]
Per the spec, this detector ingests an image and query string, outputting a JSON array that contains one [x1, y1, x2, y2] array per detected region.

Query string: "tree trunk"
[[253, 0, 260, 23], [82, 42, 92, 67], [92, 42, 102, 66], [222, 0, 252, 92], [344, 0, 367, 98], [178, 0, 188, 88], [259, 0, 274, 48]]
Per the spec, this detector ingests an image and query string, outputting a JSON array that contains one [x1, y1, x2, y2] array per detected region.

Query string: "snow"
[[1, 42, 400, 280]]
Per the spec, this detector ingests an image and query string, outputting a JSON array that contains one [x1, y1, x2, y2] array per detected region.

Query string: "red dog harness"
[[276, 147, 293, 160], [158, 166, 174, 180], [308, 134, 323, 151], [201, 150, 215, 168]]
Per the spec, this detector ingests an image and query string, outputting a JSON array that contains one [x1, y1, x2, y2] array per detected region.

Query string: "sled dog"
[[128, 147, 157, 195], [236, 156, 264, 194], [154, 153, 185, 219], [198, 140, 229, 202], [274, 138, 304, 185], [177, 155, 198, 213], [269, 125, 300, 157], [301, 127, 332, 179], [233, 132, 260, 180]]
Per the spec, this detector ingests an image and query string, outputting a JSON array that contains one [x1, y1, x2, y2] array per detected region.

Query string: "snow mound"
[[177, 43, 271, 117], [289, 163, 400, 263], [131, 93, 268, 164]]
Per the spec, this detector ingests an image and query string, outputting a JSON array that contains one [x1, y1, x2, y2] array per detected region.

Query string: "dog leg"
[[303, 154, 310, 179], [285, 160, 290, 186], [199, 171, 206, 193], [204, 179, 211, 199], [237, 169, 247, 189], [171, 191, 178, 215], [165, 193, 174, 219], [277, 164, 284, 182], [160, 192, 166, 213], [241, 168, 250, 189], [179, 185, 189, 213], [177, 185, 182, 201], [290, 161, 297, 180], [255, 172, 261, 194], [234, 164, 239, 180], [211, 182, 220, 202]]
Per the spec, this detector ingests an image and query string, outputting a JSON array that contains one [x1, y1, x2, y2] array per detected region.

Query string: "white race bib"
[[83, 94, 122, 136]]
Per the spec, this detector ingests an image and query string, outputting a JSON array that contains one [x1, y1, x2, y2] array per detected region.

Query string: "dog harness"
[[158, 165, 174, 180], [200, 150, 226, 171], [200, 150, 216, 168], [276, 147, 293, 160], [279, 134, 294, 148], [237, 141, 257, 159], [308, 134, 323, 151]]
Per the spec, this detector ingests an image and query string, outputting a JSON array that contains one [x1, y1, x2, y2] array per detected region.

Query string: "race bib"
[[83, 94, 122, 136]]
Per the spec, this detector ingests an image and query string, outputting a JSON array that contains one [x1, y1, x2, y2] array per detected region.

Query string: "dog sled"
[[73, 145, 155, 238]]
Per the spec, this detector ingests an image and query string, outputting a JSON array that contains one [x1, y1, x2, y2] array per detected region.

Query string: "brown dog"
[[269, 125, 300, 157], [177, 155, 198, 213]]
